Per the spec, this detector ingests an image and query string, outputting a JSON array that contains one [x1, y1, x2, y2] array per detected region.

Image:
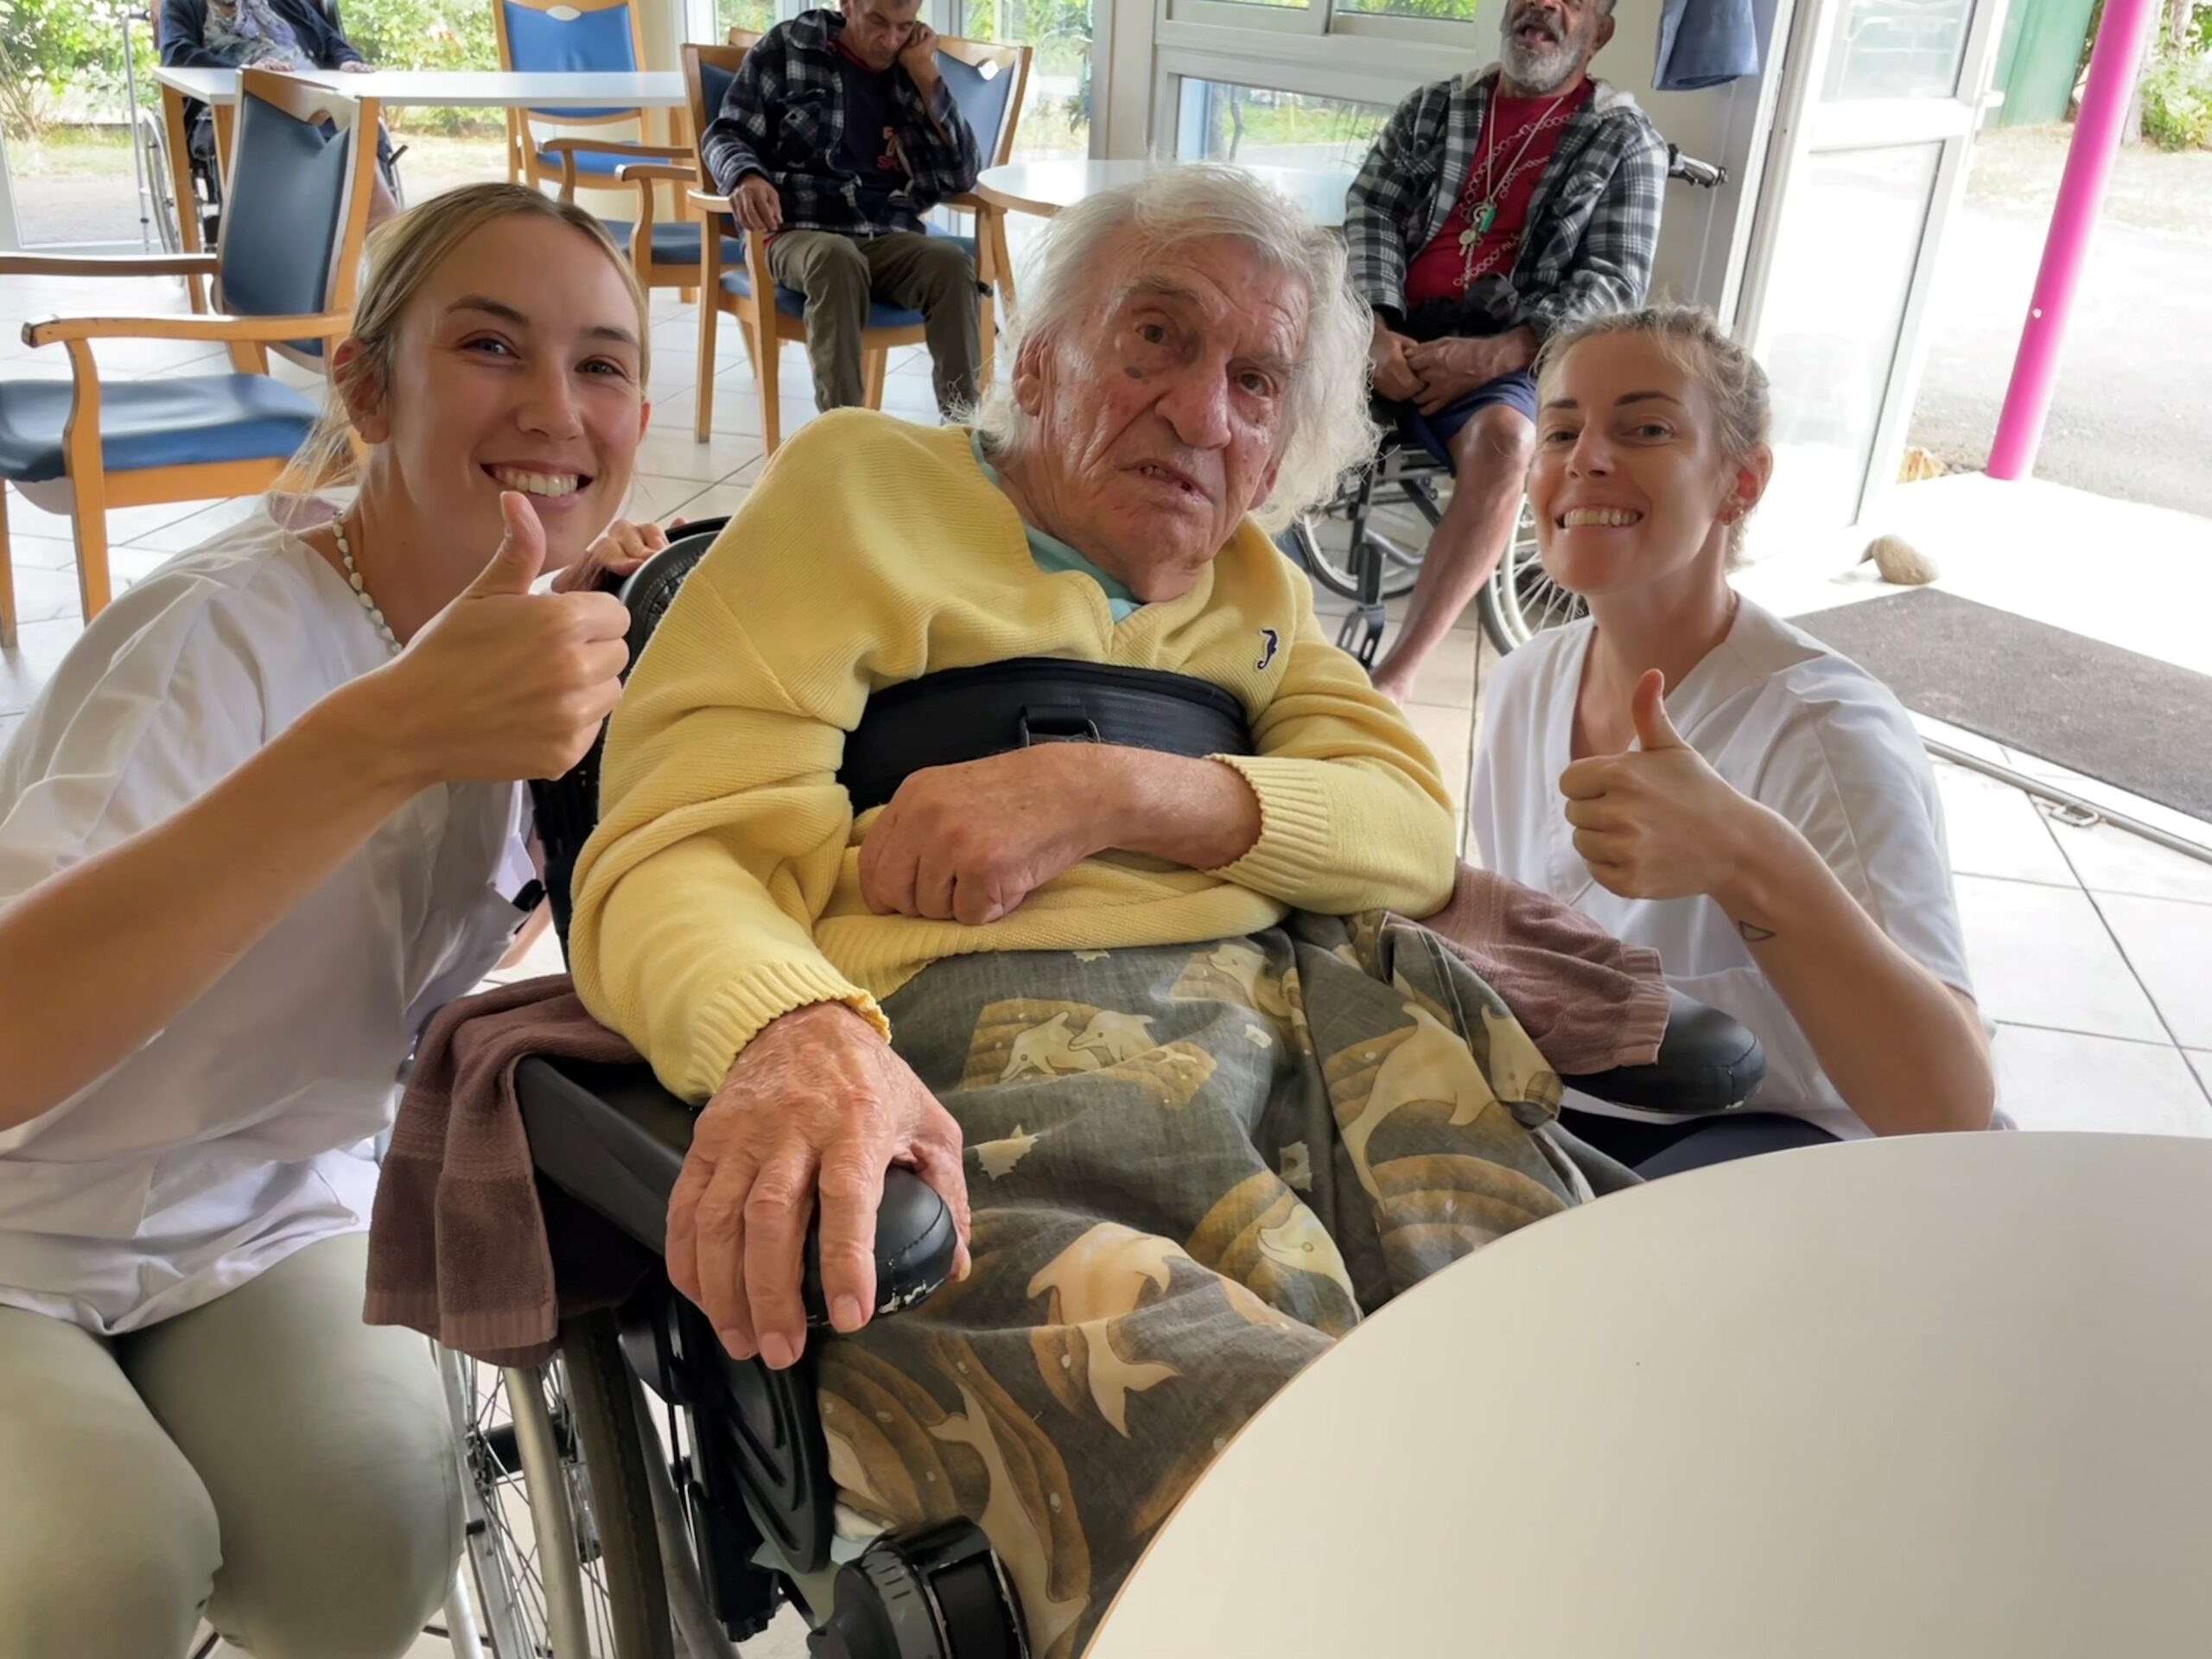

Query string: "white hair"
[[969, 163, 1378, 533]]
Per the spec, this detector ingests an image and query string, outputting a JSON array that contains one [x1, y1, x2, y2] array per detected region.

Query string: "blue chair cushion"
[[0, 374, 320, 486], [536, 144, 653, 178], [599, 219, 745, 270], [926, 224, 978, 258], [716, 269, 925, 329]]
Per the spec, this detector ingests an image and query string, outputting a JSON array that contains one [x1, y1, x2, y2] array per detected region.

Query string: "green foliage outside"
[[2142, 53, 2212, 148], [341, 0, 501, 131]]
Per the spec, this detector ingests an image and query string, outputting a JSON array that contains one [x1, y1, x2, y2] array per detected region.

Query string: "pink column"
[[1986, 0, 2163, 479]]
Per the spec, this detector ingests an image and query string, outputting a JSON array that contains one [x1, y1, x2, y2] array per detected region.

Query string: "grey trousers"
[[766, 228, 981, 416], [0, 1232, 462, 1659]]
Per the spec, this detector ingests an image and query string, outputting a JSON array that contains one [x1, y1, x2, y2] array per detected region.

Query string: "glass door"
[[0, 0, 167, 251], [1734, 0, 2012, 534]]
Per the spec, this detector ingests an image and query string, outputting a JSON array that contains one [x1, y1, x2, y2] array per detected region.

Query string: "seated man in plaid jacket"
[[1344, 0, 1664, 703], [703, 0, 984, 417]]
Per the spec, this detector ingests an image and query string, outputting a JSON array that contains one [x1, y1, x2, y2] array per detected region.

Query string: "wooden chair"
[[929, 37, 1031, 370], [0, 71, 379, 645], [679, 36, 1030, 452], [492, 0, 653, 192]]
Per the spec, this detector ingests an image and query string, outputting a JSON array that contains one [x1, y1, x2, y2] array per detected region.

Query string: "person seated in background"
[[1471, 305, 1996, 1175], [569, 166, 1596, 1655], [1344, 0, 1664, 703], [702, 0, 984, 418], [159, 0, 401, 222]]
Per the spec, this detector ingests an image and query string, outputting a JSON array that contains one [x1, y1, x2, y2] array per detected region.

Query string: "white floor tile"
[[626, 473, 710, 524], [1932, 762, 2076, 888], [3, 490, 216, 544], [632, 426, 767, 485], [1952, 874, 2169, 1043], [1, 620, 85, 715], [4, 563, 81, 628], [2190, 1051, 2212, 1096], [2050, 819, 2212, 907], [2092, 893, 2212, 1048], [0, 531, 76, 572], [662, 480, 754, 524], [1993, 1024, 2212, 1136], [1400, 628, 1478, 713], [124, 495, 267, 556]]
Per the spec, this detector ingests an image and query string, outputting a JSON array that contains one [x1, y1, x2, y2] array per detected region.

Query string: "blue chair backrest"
[[217, 90, 353, 351], [504, 0, 639, 118], [698, 54, 738, 126], [939, 52, 1016, 163]]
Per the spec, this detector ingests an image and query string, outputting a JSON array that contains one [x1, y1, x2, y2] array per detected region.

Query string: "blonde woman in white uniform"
[[0, 184, 673, 1658], [1471, 307, 1994, 1176]]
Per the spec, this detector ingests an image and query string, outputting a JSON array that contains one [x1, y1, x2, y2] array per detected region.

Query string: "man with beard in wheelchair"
[[569, 167, 1680, 1656], [1343, 0, 1665, 703]]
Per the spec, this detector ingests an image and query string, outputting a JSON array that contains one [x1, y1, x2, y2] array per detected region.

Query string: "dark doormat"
[[1796, 589, 2212, 823]]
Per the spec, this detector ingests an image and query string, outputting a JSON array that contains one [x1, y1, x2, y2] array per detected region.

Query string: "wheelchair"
[[491, 518, 1768, 1658], [134, 0, 404, 257], [1281, 143, 1731, 670]]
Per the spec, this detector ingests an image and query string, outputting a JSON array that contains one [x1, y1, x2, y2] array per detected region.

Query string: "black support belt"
[[836, 658, 1255, 813]]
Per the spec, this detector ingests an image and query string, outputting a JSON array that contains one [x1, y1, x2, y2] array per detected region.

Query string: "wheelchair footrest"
[[1336, 601, 1387, 667], [808, 1521, 1027, 1659]]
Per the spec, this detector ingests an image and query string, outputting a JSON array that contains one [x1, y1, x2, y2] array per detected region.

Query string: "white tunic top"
[[1471, 598, 1975, 1142], [0, 509, 533, 1334]]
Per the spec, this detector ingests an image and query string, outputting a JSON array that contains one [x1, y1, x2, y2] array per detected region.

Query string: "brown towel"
[[365, 975, 650, 1367], [1408, 861, 1670, 1076]]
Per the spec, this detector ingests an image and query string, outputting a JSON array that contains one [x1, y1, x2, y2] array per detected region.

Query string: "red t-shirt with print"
[[1404, 79, 1593, 310]]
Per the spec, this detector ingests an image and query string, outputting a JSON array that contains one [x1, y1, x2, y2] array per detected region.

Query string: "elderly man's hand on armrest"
[[667, 1001, 973, 1372], [858, 745, 1262, 926]]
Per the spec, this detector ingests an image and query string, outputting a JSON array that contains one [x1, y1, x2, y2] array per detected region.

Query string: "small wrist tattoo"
[[1737, 920, 1777, 943]]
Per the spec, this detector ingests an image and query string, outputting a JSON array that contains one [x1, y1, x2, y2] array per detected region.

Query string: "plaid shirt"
[[1345, 67, 1666, 342], [701, 9, 982, 238]]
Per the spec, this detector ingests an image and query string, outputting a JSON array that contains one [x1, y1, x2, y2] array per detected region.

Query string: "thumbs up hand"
[[1557, 670, 1758, 902], [359, 493, 634, 789]]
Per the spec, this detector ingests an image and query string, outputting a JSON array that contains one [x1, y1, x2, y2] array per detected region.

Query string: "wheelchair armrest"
[[514, 1056, 959, 1326], [1556, 988, 1766, 1115]]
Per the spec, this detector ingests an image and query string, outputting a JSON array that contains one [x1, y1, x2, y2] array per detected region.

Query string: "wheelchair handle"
[[1666, 144, 1728, 189]]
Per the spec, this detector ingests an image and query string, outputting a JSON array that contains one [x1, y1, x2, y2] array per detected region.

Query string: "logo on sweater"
[[1255, 628, 1281, 671]]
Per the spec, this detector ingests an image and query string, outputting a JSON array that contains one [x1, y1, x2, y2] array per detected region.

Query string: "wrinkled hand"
[[897, 22, 942, 90], [859, 746, 1102, 925], [1558, 670, 1766, 902], [667, 1002, 971, 1370], [362, 492, 630, 785], [550, 515, 685, 594], [729, 174, 783, 234], [337, 59, 373, 73], [1370, 328, 1422, 404], [1404, 334, 1512, 415]]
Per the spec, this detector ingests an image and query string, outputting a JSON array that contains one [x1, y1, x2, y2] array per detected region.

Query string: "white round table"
[[1088, 1133, 2212, 1659], [975, 158, 1354, 228]]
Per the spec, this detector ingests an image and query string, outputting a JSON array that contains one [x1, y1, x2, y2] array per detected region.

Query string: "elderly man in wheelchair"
[[519, 166, 1762, 1659]]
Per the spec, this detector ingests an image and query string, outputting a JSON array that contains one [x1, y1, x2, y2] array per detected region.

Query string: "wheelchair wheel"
[[440, 1331, 671, 1658], [1473, 499, 1586, 655], [134, 110, 183, 255]]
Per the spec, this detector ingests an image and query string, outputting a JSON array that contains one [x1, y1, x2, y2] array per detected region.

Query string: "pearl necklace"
[[330, 512, 400, 656]]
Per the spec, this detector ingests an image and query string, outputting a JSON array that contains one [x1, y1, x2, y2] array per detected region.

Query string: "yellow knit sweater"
[[569, 412, 1458, 1102]]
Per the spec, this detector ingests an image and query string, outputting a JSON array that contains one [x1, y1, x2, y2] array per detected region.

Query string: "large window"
[[715, 0, 780, 39], [957, 0, 1094, 158], [1173, 79, 1388, 166], [0, 0, 162, 248]]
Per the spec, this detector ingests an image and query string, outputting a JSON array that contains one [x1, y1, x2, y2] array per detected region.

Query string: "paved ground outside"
[[1910, 126, 2212, 519]]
